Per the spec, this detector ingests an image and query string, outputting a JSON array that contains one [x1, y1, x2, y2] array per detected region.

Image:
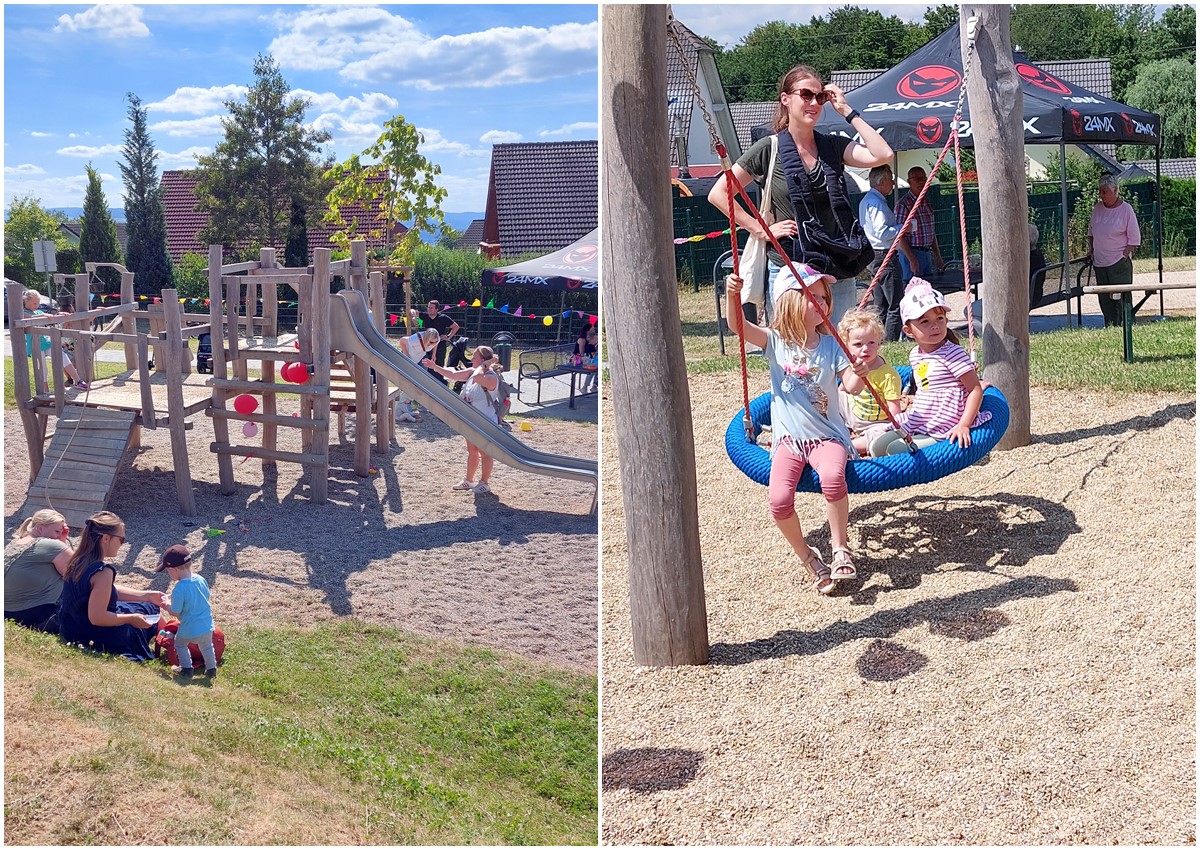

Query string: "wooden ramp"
[[27, 406, 138, 531]]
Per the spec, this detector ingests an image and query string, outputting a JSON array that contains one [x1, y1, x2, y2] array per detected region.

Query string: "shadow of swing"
[[602, 747, 704, 794]]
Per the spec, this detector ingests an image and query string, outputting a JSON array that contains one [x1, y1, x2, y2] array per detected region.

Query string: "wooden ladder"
[[28, 406, 138, 531]]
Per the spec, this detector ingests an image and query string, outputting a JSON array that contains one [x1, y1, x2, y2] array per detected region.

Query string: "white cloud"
[[416, 128, 481, 157], [4, 164, 46, 175], [30, 131, 53, 139], [268, 7, 425, 72], [147, 85, 248, 115], [5, 173, 95, 208], [268, 7, 596, 90], [158, 146, 210, 167], [292, 90, 399, 122], [538, 121, 599, 138], [342, 22, 598, 89], [150, 116, 226, 138], [437, 170, 491, 212], [54, 5, 150, 38], [481, 130, 522, 145], [309, 113, 382, 146], [56, 144, 124, 158]]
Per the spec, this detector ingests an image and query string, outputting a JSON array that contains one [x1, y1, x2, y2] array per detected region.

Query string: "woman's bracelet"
[[844, 109, 860, 125]]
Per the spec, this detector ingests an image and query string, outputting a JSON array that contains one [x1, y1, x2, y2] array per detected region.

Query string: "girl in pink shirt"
[[869, 279, 991, 456]]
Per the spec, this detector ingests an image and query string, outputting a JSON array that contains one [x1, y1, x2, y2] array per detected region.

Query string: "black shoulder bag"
[[776, 130, 874, 280]]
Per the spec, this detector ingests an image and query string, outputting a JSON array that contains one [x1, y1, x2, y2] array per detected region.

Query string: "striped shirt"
[[899, 340, 991, 438], [894, 191, 936, 250]]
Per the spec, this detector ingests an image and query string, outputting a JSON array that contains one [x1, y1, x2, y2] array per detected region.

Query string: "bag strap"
[[777, 130, 855, 237], [761, 134, 778, 225]]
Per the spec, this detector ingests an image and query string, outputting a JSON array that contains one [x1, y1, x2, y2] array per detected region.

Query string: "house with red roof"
[[159, 170, 404, 264]]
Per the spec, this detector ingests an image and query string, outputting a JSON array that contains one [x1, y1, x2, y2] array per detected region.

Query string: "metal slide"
[[329, 289, 598, 497]]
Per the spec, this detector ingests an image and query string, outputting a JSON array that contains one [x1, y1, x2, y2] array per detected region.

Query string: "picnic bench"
[[517, 342, 577, 404], [1082, 279, 1196, 362]]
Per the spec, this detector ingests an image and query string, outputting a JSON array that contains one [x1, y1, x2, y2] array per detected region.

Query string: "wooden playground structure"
[[8, 241, 406, 530]]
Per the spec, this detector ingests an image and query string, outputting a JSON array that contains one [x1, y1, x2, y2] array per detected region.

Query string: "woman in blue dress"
[[59, 511, 166, 662]]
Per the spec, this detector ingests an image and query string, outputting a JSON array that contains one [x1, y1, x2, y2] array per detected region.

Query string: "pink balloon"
[[242, 421, 259, 438]]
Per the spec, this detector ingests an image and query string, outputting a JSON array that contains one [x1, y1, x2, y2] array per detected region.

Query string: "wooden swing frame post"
[[603, 4, 708, 667]]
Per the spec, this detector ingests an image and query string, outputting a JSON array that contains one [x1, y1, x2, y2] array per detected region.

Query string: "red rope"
[[952, 128, 977, 360], [718, 144, 753, 438]]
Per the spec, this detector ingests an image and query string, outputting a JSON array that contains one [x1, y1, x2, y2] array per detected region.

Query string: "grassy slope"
[[4, 621, 596, 845]]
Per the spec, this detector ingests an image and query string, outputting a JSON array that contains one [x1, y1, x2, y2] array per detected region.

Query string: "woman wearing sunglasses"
[[58, 511, 168, 662], [708, 64, 894, 328], [4, 509, 74, 632]]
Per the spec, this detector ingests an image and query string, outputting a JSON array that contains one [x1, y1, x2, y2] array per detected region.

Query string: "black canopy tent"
[[481, 228, 599, 292], [797, 22, 1165, 296]]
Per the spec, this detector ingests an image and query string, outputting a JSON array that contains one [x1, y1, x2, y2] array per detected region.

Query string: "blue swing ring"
[[725, 366, 1010, 494]]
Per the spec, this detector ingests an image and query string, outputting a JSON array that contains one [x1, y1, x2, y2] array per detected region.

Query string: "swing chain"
[[666, 14, 726, 162]]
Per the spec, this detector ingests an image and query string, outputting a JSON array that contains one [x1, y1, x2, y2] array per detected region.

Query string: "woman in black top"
[[708, 64, 894, 328]]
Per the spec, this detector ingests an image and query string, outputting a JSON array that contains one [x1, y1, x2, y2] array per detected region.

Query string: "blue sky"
[[671, 3, 1171, 49], [3, 4, 598, 214]]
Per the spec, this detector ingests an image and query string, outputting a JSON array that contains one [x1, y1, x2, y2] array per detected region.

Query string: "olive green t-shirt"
[[736, 132, 854, 259], [4, 537, 69, 612]]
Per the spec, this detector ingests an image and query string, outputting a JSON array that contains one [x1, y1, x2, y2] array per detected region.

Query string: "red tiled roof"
[[159, 169, 404, 263]]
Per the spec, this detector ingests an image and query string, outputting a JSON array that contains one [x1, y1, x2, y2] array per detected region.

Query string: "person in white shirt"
[[858, 166, 918, 341]]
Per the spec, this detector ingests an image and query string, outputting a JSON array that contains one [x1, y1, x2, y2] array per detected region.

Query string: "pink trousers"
[[768, 438, 849, 520]]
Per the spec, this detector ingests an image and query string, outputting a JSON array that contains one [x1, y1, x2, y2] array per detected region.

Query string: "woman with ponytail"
[[58, 512, 167, 662]]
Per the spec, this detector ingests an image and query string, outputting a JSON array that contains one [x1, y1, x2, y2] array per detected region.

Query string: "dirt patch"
[[4, 405, 597, 673], [601, 374, 1195, 845]]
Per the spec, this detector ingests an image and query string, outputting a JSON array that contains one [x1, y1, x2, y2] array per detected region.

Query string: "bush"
[[172, 252, 209, 299], [1160, 176, 1196, 256]]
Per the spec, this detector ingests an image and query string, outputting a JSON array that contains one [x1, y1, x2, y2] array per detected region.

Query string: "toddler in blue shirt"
[[156, 545, 217, 679]]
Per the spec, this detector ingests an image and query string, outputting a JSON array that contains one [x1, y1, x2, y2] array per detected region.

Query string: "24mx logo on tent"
[[896, 65, 961, 99]]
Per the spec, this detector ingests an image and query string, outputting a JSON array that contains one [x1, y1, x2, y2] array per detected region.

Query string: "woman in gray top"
[[5, 509, 73, 632]]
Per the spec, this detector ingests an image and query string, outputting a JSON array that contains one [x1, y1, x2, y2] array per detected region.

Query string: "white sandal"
[[802, 548, 835, 596], [830, 548, 857, 581]]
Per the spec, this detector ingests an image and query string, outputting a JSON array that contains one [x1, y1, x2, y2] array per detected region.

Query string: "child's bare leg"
[[479, 452, 494, 484], [827, 495, 849, 551]]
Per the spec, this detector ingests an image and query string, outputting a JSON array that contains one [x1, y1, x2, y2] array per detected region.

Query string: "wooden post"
[[209, 245, 236, 494], [121, 270, 137, 370], [260, 248, 279, 464], [162, 288, 197, 515], [8, 282, 44, 483], [370, 270, 392, 451], [310, 249, 332, 505], [71, 274, 93, 383], [603, 4, 708, 666], [962, 6, 1030, 448]]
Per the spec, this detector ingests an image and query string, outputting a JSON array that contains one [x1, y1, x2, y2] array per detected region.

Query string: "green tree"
[[323, 114, 449, 271], [171, 251, 210, 299], [1117, 56, 1196, 160], [194, 53, 333, 255], [922, 5, 960, 39], [120, 93, 174, 297], [79, 164, 124, 289], [3, 195, 67, 288], [284, 197, 308, 267], [437, 226, 462, 250]]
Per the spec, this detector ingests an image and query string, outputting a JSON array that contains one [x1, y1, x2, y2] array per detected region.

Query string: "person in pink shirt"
[[1087, 175, 1141, 327]]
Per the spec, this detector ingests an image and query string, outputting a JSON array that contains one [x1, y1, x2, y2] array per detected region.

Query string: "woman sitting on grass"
[[4, 509, 73, 633], [58, 511, 166, 662]]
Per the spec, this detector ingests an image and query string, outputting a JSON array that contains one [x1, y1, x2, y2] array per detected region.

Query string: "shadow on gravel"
[[709, 492, 1081, 667], [708, 575, 1078, 667], [1034, 400, 1194, 446], [602, 747, 703, 794]]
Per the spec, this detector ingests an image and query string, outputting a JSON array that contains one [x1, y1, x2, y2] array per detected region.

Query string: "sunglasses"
[[789, 88, 828, 104], [109, 534, 126, 545]]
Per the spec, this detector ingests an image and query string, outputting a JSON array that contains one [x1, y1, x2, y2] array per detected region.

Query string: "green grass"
[[4, 358, 131, 409], [4, 619, 597, 845], [676, 287, 1195, 394]]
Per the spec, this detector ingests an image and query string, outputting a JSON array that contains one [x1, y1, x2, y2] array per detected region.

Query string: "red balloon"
[[289, 362, 310, 385], [233, 394, 258, 415]]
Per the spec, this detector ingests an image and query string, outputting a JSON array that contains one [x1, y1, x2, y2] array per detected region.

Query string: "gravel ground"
[[601, 374, 1195, 845], [4, 404, 598, 673]]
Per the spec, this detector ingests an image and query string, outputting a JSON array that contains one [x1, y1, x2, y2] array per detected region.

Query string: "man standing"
[[422, 300, 460, 384], [859, 165, 918, 341], [894, 166, 944, 283]]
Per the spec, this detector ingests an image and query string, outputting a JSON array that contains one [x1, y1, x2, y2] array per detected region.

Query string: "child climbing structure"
[[8, 240, 597, 529]]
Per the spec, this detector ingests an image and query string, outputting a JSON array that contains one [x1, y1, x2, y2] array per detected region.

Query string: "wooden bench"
[[1081, 280, 1196, 362], [517, 343, 576, 403]]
